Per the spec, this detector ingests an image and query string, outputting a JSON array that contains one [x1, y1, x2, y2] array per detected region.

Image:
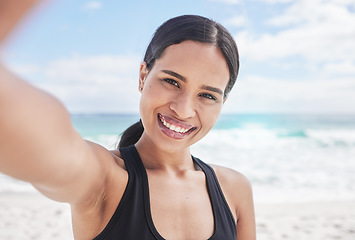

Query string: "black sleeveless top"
[[93, 145, 236, 240]]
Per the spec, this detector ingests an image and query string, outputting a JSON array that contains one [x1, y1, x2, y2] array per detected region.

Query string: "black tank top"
[[93, 145, 236, 240]]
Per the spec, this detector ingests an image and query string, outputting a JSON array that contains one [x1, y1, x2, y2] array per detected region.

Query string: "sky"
[[2, 0, 355, 114]]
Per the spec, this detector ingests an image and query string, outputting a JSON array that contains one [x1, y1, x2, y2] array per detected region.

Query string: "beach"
[[0, 192, 73, 240], [1, 114, 354, 239], [255, 201, 355, 240], [1, 192, 354, 240]]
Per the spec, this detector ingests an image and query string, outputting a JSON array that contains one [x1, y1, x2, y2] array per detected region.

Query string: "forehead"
[[153, 41, 230, 88]]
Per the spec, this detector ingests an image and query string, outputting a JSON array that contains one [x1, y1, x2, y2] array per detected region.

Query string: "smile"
[[158, 114, 196, 138]]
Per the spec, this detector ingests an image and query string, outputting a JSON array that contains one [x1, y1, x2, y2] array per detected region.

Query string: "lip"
[[157, 113, 196, 139]]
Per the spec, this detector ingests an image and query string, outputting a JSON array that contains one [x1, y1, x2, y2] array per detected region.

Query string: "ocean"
[[1, 114, 355, 204]]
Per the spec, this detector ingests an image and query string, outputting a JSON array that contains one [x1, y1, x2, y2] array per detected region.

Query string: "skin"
[[135, 41, 256, 239], [0, 1, 256, 239], [0, 0, 38, 44]]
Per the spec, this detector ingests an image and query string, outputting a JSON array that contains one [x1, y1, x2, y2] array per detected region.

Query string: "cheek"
[[140, 83, 157, 106], [199, 103, 223, 130], [139, 81, 165, 118], [140, 78, 176, 109], [139, 90, 155, 134], [139, 90, 152, 118]]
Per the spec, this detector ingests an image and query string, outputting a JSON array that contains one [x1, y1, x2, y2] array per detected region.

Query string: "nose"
[[169, 92, 196, 119]]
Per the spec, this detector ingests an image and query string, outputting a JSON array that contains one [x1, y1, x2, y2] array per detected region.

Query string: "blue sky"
[[3, 0, 355, 114]]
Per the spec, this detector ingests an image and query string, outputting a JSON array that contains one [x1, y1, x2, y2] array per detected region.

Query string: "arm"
[[234, 174, 256, 240], [0, 58, 110, 204], [0, 0, 39, 45], [0, 0, 115, 204], [213, 165, 256, 240]]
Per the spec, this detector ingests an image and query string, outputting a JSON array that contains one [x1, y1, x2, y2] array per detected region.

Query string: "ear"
[[139, 62, 149, 93]]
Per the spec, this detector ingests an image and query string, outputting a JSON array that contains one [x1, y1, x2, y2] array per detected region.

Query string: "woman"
[[0, 1, 256, 239]]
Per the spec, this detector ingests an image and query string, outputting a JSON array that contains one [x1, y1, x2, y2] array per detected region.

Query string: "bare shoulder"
[[70, 141, 128, 239], [84, 141, 128, 192], [209, 164, 254, 220], [85, 141, 126, 170], [210, 164, 256, 239], [69, 141, 127, 203], [210, 164, 253, 194], [110, 148, 126, 170]]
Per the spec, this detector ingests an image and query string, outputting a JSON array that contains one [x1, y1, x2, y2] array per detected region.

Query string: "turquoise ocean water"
[[1, 114, 355, 204]]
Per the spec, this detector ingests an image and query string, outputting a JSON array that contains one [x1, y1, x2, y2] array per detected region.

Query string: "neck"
[[134, 132, 195, 173]]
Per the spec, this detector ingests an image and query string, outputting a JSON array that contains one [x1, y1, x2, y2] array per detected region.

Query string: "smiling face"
[[138, 40, 230, 152]]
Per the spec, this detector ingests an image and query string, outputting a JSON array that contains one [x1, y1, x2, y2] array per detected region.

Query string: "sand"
[[1, 192, 355, 240], [0, 192, 73, 240], [255, 201, 355, 240]]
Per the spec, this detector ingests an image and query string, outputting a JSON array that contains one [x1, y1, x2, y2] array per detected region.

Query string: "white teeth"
[[179, 127, 187, 133], [159, 115, 190, 134]]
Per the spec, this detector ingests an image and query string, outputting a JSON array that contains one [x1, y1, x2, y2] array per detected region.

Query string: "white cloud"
[[266, 0, 355, 27], [10, 53, 354, 114], [223, 75, 355, 113], [10, 54, 142, 113], [235, 0, 355, 65], [208, 0, 241, 4], [45, 55, 140, 83], [225, 16, 247, 27], [10, 64, 40, 76], [224, 0, 355, 114], [253, 0, 292, 3], [327, 0, 355, 8], [323, 61, 355, 75], [81, 1, 103, 11]]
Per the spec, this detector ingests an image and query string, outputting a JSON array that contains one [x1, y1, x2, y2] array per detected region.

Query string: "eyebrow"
[[201, 85, 223, 96], [161, 70, 186, 82], [161, 69, 224, 96]]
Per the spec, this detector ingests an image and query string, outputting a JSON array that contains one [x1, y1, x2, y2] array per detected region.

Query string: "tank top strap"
[[120, 145, 166, 240], [192, 156, 237, 239], [120, 145, 143, 176], [94, 146, 236, 240]]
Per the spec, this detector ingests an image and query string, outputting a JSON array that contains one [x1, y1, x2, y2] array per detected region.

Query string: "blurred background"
[[3, 0, 354, 114], [1, 0, 355, 239], [2, 0, 355, 205]]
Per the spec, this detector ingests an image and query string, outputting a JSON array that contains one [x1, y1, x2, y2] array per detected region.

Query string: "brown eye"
[[163, 78, 180, 88], [199, 93, 217, 101]]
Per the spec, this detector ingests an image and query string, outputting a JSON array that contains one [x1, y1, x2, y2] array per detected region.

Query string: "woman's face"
[[138, 40, 230, 152]]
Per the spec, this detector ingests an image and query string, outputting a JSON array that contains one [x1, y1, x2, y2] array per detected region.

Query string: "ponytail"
[[118, 120, 144, 148]]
